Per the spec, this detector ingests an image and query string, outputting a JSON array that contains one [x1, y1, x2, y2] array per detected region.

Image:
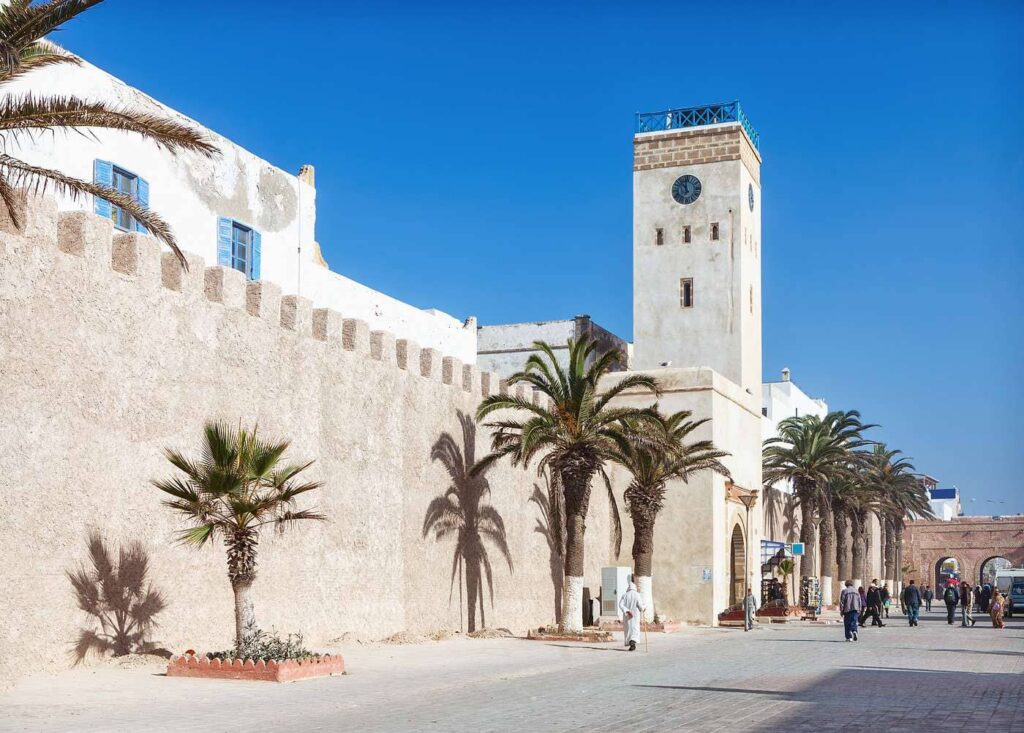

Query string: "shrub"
[[209, 622, 316, 662]]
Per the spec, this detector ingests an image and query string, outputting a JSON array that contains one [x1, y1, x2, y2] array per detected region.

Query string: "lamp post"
[[739, 489, 760, 602]]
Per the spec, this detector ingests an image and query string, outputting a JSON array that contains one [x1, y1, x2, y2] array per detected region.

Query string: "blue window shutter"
[[250, 230, 261, 281], [217, 217, 232, 267], [134, 177, 149, 234], [93, 160, 113, 219]]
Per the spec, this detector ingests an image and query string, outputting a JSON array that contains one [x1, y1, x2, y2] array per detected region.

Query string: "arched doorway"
[[935, 557, 961, 591], [729, 523, 745, 606], [980, 556, 1011, 586]]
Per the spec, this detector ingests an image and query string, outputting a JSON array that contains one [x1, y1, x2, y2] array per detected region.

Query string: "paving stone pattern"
[[1, 608, 1020, 732]]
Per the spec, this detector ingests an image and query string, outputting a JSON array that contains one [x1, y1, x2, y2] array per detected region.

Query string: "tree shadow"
[[423, 411, 513, 633], [530, 472, 564, 626], [67, 531, 170, 663]]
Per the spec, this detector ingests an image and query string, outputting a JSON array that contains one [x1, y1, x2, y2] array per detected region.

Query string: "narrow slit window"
[[655, 227, 664, 246], [680, 277, 694, 308], [749, 285, 753, 314], [682, 225, 691, 244], [710, 222, 720, 241]]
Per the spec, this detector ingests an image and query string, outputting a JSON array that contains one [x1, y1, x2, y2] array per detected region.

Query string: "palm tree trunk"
[[631, 505, 655, 623], [466, 561, 481, 633], [884, 517, 897, 590], [818, 505, 835, 605], [558, 457, 595, 633], [226, 529, 258, 650], [834, 507, 850, 584], [798, 494, 817, 580], [851, 510, 865, 587]]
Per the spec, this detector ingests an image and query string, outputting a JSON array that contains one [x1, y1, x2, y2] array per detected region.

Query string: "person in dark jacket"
[[923, 585, 934, 611], [881, 584, 892, 618], [863, 581, 885, 627], [943, 583, 960, 624], [960, 581, 976, 627], [980, 584, 992, 614], [903, 579, 923, 626]]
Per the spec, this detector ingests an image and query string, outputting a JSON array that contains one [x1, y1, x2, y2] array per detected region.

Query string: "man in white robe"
[[618, 579, 646, 651]]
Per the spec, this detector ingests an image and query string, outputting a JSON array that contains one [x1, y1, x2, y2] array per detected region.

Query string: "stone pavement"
[[1, 607, 1021, 732]]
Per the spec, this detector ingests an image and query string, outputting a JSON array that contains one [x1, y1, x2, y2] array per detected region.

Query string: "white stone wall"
[[3, 56, 477, 362], [0, 197, 610, 687]]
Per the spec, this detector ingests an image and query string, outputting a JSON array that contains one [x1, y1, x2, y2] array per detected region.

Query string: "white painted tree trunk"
[[635, 575, 654, 623], [852, 578, 863, 590], [820, 576, 833, 606], [561, 575, 584, 632]]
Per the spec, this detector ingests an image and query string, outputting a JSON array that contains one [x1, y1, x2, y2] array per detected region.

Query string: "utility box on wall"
[[601, 566, 633, 619]]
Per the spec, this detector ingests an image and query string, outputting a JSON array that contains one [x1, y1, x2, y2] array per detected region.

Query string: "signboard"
[[702, 568, 713, 582], [791, 542, 805, 556]]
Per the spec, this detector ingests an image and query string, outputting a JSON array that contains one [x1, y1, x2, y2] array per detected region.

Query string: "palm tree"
[[422, 412, 513, 633], [476, 336, 658, 632], [152, 423, 324, 649], [608, 408, 730, 621], [763, 411, 873, 602], [865, 444, 933, 589], [0, 0, 218, 266]]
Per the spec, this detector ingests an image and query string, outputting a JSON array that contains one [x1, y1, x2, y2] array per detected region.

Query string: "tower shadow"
[[530, 472, 564, 625], [67, 532, 170, 663], [423, 411, 513, 633]]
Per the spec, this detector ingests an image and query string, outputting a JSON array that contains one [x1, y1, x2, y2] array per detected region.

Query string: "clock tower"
[[631, 102, 762, 393]]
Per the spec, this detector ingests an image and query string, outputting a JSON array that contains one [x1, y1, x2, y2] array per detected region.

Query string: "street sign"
[[791, 542, 805, 556]]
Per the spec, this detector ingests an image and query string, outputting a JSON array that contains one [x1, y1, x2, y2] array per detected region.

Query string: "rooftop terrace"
[[636, 100, 760, 150]]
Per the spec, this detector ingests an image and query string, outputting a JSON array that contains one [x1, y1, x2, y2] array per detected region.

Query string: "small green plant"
[[210, 621, 315, 662]]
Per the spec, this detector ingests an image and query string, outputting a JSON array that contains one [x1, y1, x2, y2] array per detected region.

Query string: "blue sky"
[[56, 1, 1022, 512]]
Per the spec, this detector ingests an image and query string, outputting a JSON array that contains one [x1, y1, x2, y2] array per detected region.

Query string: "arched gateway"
[[904, 517, 1024, 590]]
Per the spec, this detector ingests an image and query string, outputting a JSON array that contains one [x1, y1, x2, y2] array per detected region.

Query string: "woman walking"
[[990, 590, 1006, 629]]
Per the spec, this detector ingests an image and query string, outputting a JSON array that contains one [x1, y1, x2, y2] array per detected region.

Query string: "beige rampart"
[[0, 195, 613, 687]]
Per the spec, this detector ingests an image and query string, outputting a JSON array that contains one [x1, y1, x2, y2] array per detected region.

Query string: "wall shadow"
[[67, 531, 169, 663], [423, 411, 513, 633], [530, 472, 564, 625]]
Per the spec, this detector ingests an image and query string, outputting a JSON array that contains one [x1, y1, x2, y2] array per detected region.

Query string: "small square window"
[[682, 225, 691, 244], [761, 407, 768, 417], [655, 228, 664, 246], [710, 222, 720, 241], [680, 277, 694, 308]]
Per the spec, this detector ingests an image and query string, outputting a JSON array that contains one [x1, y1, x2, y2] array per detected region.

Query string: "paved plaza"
[[1, 608, 1021, 732]]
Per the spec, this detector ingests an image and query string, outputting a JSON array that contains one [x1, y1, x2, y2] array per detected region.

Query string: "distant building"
[[761, 367, 828, 461], [928, 486, 962, 521], [476, 315, 628, 378]]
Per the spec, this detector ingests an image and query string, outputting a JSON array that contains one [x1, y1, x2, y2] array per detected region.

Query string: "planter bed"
[[526, 627, 613, 643], [167, 653, 345, 682], [599, 619, 682, 634]]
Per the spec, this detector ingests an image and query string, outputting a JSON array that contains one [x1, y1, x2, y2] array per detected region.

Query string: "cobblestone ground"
[[1, 607, 1021, 732]]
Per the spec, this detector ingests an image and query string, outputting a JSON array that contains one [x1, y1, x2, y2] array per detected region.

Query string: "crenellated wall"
[[0, 194, 611, 686]]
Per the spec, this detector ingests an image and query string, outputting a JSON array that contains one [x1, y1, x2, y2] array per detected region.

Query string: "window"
[[710, 222, 720, 241], [679, 277, 693, 308], [217, 217, 262, 280], [655, 227, 664, 246], [230, 222, 252, 275], [93, 160, 149, 234], [682, 225, 691, 244], [749, 285, 754, 314], [761, 407, 768, 417]]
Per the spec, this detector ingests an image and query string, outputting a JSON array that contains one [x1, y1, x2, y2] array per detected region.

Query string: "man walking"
[[840, 580, 863, 641], [743, 587, 757, 632], [903, 579, 922, 627], [923, 584, 934, 612], [863, 580, 885, 627], [943, 582, 959, 624], [618, 578, 646, 651], [960, 581, 976, 627]]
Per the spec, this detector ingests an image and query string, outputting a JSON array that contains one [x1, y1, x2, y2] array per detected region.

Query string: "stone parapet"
[[633, 123, 760, 184]]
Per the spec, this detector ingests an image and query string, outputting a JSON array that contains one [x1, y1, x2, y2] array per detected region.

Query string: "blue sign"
[[791, 543, 805, 556]]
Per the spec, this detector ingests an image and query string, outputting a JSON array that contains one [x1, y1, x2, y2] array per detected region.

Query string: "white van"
[[993, 568, 1024, 595]]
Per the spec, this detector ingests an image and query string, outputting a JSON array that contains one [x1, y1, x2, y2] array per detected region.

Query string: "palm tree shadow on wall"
[[423, 411, 513, 633], [530, 472, 565, 625], [67, 532, 170, 663]]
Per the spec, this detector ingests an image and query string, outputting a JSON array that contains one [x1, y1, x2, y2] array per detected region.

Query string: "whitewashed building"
[[761, 367, 829, 460], [7, 55, 477, 361]]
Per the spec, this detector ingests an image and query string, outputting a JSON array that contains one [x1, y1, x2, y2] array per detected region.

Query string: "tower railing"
[[635, 100, 760, 150]]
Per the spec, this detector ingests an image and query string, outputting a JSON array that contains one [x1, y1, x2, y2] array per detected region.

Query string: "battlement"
[[4, 192, 544, 406]]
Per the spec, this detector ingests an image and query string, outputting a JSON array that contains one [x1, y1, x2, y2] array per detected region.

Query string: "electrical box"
[[601, 566, 633, 619]]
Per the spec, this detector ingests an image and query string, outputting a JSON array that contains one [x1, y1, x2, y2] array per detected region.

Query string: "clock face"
[[748, 183, 755, 211], [671, 175, 702, 205]]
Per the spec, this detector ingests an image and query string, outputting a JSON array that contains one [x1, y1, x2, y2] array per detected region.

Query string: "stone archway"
[[934, 556, 962, 591], [979, 556, 1012, 585], [729, 522, 746, 606]]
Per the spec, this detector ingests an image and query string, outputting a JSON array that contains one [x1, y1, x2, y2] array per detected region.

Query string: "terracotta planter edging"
[[167, 653, 345, 682]]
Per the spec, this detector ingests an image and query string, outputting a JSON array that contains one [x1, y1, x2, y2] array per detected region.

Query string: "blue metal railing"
[[635, 100, 760, 150]]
